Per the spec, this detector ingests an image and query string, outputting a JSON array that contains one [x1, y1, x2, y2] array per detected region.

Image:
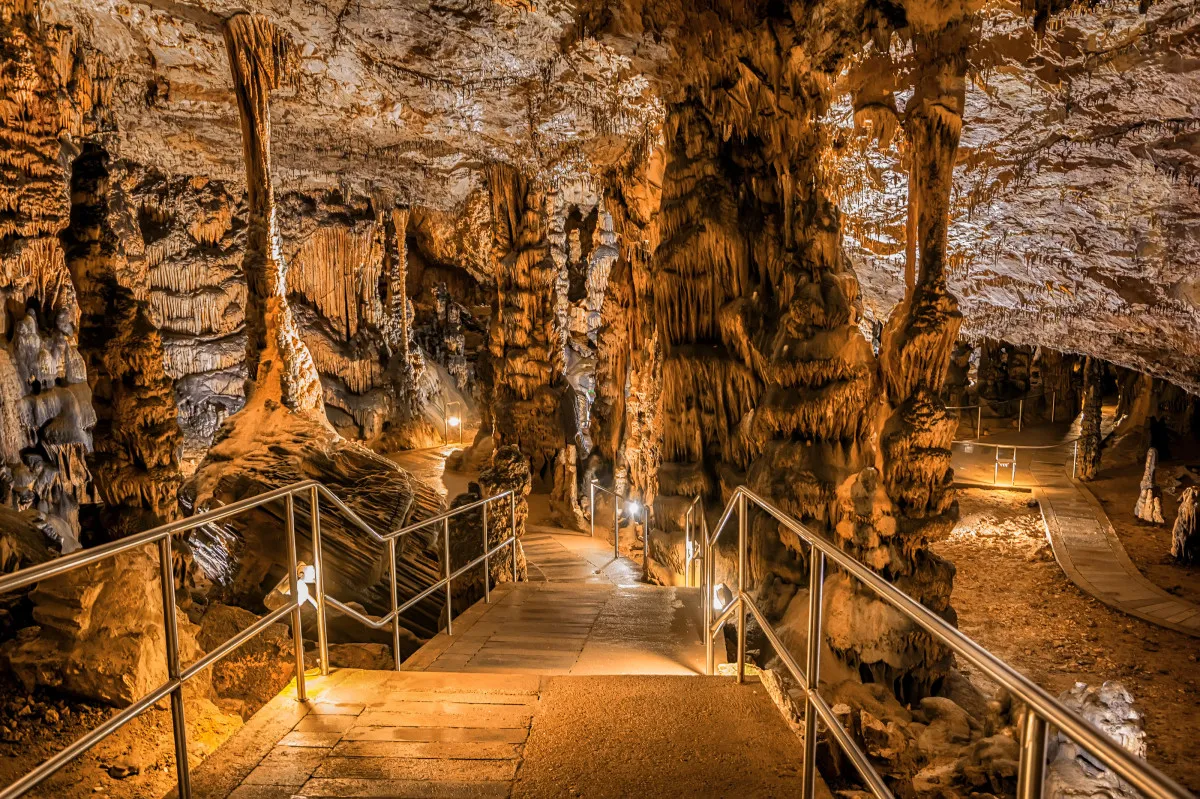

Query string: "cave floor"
[[951, 421, 1200, 635]]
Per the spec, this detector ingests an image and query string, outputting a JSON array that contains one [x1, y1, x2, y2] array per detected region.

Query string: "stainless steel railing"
[[0, 479, 520, 799], [698, 485, 1191, 799]]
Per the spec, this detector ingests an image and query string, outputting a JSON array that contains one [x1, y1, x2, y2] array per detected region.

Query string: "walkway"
[[952, 425, 1200, 637], [191, 521, 804, 797]]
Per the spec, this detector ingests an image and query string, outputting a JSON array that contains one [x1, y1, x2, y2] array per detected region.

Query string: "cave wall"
[[0, 3, 105, 545]]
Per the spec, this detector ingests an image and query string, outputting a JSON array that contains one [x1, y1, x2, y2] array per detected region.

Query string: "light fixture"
[[447, 415, 461, 427], [626, 499, 641, 516], [712, 585, 725, 611]]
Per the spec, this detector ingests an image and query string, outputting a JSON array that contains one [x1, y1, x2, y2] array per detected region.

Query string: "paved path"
[[192, 513, 799, 798], [952, 426, 1200, 637]]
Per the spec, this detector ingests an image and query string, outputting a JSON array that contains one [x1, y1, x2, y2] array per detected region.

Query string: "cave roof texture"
[[46, 0, 1200, 393]]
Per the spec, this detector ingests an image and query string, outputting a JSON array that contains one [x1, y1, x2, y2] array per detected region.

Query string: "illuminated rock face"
[[0, 0, 1197, 720]]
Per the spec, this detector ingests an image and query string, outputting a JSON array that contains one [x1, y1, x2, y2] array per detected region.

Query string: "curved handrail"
[[702, 485, 1192, 799], [0, 479, 521, 799]]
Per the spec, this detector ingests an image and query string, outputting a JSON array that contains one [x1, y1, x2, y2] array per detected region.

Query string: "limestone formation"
[[486, 165, 565, 489], [223, 12, 323, 417], [1171, 487, 1199, 564], [1045, 682, 1147, 799], [62, 145, 185, 536], [2, 544, 207, 707], [1133, 449, 1164, 525], [1079, 357, 1104, 482]]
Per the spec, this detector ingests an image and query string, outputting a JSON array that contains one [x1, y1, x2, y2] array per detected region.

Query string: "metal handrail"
[[589, 481, 645, 566], [952, 436, 1084, 481], [0, 480, 520, 799], [948, 389, 1064, 435], [702, 485, 1191, 799]]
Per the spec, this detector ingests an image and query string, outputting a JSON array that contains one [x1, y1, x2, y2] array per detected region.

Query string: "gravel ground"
[[935, 488, 1200, 792]]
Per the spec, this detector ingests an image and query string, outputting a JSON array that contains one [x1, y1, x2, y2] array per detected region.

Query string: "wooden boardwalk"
[[1029, 460, 1200, 636]]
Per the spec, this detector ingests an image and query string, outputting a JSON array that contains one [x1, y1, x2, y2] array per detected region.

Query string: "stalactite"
[[1079, 355, 1104, 481], [223, 12, 323, 417]]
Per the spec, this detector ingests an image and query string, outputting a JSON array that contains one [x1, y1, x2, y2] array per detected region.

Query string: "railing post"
[[801, 549, 826, 799], [684, 506, 691, 588], [704, 531, 714, 677], [977, 405, 982, 439], [642, 503, 650, 583], [1051, 391, 1056, 423], [388, 538, 402, 671], [284, 494, 307, 701], [736, 491, 747, 685], [157, 535, 191, 799], [1073, 440, 1079, 480], [590, 481, 595, 539], [482, 501, 491, 604], [443, 517, 453, 635], [1017, 711, 1048, 799], [309, 486, 330, 676], [510, 491, 519, 581], [613, 492, 619, 560], [1019, 398, 1024, 432]]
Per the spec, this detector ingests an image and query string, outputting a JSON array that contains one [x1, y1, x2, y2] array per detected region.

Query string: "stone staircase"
[[189, 529, 808, 798]]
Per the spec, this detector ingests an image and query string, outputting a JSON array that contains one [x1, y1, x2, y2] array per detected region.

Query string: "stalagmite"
[[223, 12, 323, 417], [1079, 356, 1104, 481], [1133, 448, 1163, 525], [1171, 486, 1199, 564]]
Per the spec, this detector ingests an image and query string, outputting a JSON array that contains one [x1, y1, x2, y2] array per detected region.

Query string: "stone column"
[[1079, 356, 1103, 481], [223, 12, 324, 417], [486, 164, 564, 487]]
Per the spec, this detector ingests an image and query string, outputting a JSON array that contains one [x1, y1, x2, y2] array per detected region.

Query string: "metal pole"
[[736, 492, 747, 684], [1073, 440, 1079, 480], [510, 492, 518, 581], [309, 486, 330, 676], [686, 506, 696, 587], [1017, 712, 1048, 799], [443, 517, 453, 635], [590, 482, 595, 539], [388, 538, 402, 671], [1051, 391, 1056, 423], [704, 532, 714, 676], [482, 502, 491, 604], [801, 550, 826, 799], [284, 494, 307, 701], [642, 503, 650, 583], [158, 536, 190, 799], [613, 493, 619, 560], [1019, 399, 1024, 432], [976, 405, 982, 438]]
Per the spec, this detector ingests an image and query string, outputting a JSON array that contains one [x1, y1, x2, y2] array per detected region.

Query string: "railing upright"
[[1018, 710, 1048, 799], [158, 533, 190, 799], [388, 537, 402, 671], [443, 517, 454, 635], [510, 491, 518, 579], [284, 494, 308, 700], [800, 548, 825, 799], [482, 501, 491, 604], [309, 485, 330, 676], [735, 492, 747, 684]]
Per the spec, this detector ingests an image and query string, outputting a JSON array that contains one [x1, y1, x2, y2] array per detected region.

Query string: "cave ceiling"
[[44, 0, 1200, 393]]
